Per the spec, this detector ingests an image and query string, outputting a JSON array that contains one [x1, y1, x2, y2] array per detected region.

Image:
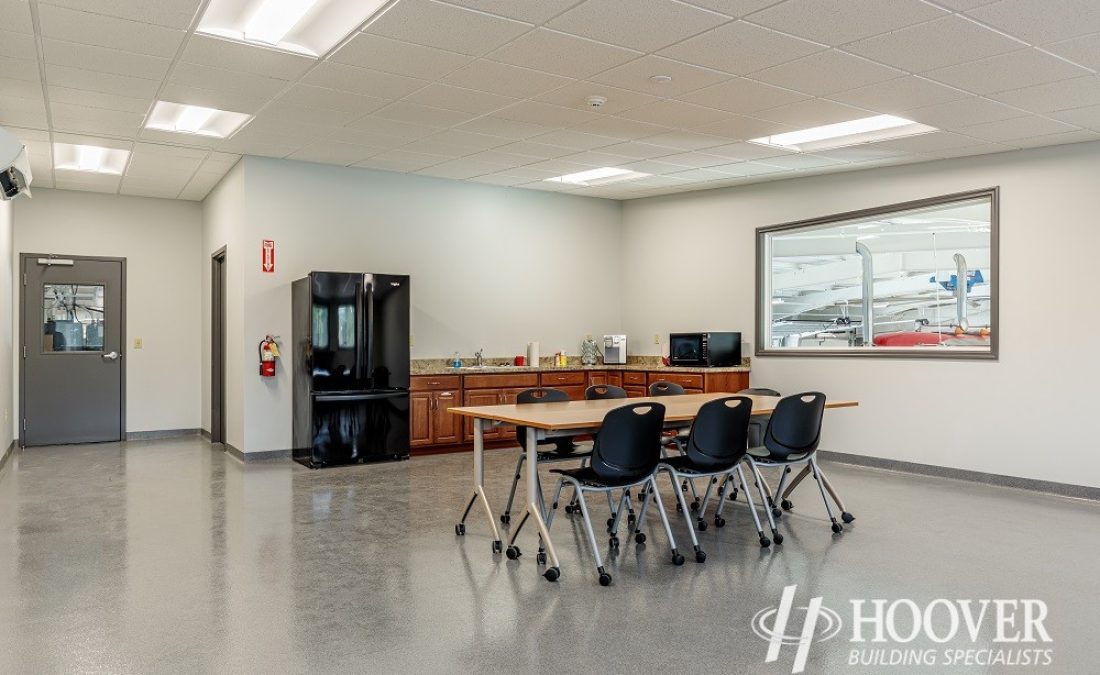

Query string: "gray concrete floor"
[[0, 438, 1096, 674]]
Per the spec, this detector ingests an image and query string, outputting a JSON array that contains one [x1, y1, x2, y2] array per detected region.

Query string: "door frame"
[[210, 247, 226, 445], [19, 253, 127, 447]]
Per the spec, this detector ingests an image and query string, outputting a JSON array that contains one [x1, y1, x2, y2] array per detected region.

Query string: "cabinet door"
[[605, 371, 623, 387], [498, 387, 531, 443], [410, 392, 433, 447], [559, 385, 586, 401], [587, 371, 607, 387], [432, 390, 462, 445], [464, 389, 503, 441], [624, 385, 648, 398]]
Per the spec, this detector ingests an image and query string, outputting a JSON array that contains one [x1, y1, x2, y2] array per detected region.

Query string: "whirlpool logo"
[[753, 585, 1054, 674]]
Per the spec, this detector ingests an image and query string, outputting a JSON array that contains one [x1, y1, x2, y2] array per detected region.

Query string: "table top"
[[448, 392, 859, 431]]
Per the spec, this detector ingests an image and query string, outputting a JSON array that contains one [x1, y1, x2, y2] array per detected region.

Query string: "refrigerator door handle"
[[364, 275, 375, 383], [313, 391, 408, 403], [354, 279, 363, 382]]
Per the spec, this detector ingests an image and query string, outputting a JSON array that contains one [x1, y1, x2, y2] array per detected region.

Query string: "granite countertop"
[[411, 361, 750, 376]]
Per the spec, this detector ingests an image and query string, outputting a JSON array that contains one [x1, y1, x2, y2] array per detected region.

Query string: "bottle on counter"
[[451, 352, 462, 368]]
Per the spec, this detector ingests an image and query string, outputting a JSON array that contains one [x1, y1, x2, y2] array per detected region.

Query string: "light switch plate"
[[653, 334, 660, 344], [133, 338, 143, 349]]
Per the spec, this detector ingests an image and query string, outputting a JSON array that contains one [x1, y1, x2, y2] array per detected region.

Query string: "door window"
[[42, 283, 105, 353]]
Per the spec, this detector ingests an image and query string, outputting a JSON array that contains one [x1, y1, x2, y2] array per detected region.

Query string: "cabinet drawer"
[[622, 371, 647, 386], [463, 373, 539, 389], [411, 375, 461, 391], [647, 372, 704, 390], [540, 371, 586, 387]]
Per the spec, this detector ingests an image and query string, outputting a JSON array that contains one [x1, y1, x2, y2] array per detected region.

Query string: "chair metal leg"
[[546, 478, 566, 530], [501, 453, 525, 525], [714, 474, 733, 519], [666, 469, 700, 551], [770, 466, 791, 515], [810, 456, 843, 533], [632, 487, 653, 544], [649, 476, 692, 564], [695, 476, 717, 529], [573, 486, 612, 586], [818, 469, 854, 523], [737, 464, 775, 547], [747, 459, 782, 544]]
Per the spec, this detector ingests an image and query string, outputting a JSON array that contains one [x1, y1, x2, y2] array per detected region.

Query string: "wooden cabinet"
[[648, 372, 704, 394], [606, 371, 623, 387], [432, 390, 462, 445], [461, 373, 539, 442], [462, 389, 506, 441], [411, 377, 464, 447], [624, 385, 648, 398], [410, 392, 432, 447], [587, 371, 607, 387]]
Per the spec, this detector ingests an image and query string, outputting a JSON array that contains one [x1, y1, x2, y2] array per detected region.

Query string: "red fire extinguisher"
[[259, 335, 280, 377]]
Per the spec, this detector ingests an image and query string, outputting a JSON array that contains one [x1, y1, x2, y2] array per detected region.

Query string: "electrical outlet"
[[653, 333, 661, 344], [133, 337, 143, 349], [585, 334, 593, 340], [409, 333, 415, 347]]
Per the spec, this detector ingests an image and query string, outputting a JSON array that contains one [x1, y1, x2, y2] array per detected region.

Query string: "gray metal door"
[[21, 254, 125, 446]]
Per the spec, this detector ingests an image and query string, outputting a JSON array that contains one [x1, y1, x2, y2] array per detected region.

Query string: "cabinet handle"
[[429, 381, 440, 386], [439, 392, 453, 398]]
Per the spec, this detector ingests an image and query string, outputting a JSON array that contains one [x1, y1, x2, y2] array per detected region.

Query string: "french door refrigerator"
[[292, 272, 410, 468]]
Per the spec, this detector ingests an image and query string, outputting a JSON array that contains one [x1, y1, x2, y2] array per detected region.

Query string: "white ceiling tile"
[[55, 173, 123, 193], [351, 157, 420, 172], [303, 63, 428, 99], [358, 149, 452, 170], [436, 0, 583, 24], [665, 167, 738, 181], [699, 141, 790, 159], [464, 149, 541, 165], [42, 39, 172, 81], [52, 132, 132, 150], [844, 16, 1024, 73], [527, 129, 621, 150], [343, 116, 441, 140], [331, 34, 473, 80], [651, 151, 732, 168], [181, 35, 314, 80], [467, 173, 531, 186], [679, 0, 788, 17], [534, 81, 659, 115], [811, 145, 906, 162], [636, 130, 731, 150], [589, 54, 732, 97], [493, 100, 603, 127], [367, 0, 532, 56], [0, 29, 35, 59], [966, 0, 1100, 46], [0, 0, 34, 33], [277, 85, 390, 113], [904, 97, 1024, 128], [751, 50, 904, 97], [756, 153, 846, 169], [933, 0, 998, 9], [37, 4, 185, 58], [45, 64, 161, 99], [988, 76, 1100, 113], [754, 99, 872, 126], [215, 128, 303, 158], [596, 141, 679, 159], [707, 160, 792, 176], [50, 103, 144, 136], [1043, 34, 1100, 71], [286, 143, 381, 166], [442, 60, 571, 99], [618, 100, 729, 127], [749, 0, 945, 46], [258, 101, 365, 128], [1007, 128, 1100, 148], [829, 76, 969, 113], [237, 115, 333, 141], [690, 114, 793, 139], [372, 101, 477, 127], [454, 116, 554, 139], [323, 128, 415, 150], [48, 86, 150, 114], [492, 140, 576, 159], [0, 96, 48, 129], [120, 178, 188, 199], [1048, 103, 1100, 130], [924, 48, 1091, 95], [416, 158, 507, 179], [39, 0, 198, 29], [405, 83, 519, 114], [870, 130, 989, 153], [571, 115, 668, 140], [169, 63, 288, 99], [414, 130, 512, 152], [557, 149, 636, 166], [659, 21, 826, 76], [547, 0, 729, 52], [158, 83, 271, 115], [486, 28, 641, 79], [677, 77, 809, 114], [958, 115, 1079, 142], [0, 72, 46, 100], [621, 158, 699, 174]]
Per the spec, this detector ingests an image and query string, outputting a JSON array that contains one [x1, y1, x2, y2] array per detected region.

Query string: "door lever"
[[102, 351, 120, 361]]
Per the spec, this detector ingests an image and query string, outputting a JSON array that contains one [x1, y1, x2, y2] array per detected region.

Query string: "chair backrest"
[[590, 402, 666, 483], [763, 392, 826, 459], [585, 384, 627, 400], [738, 387, 781, 397], [515, 388, 570, 448], [685, 396, 753, 469], [649, 380, 685, 396]]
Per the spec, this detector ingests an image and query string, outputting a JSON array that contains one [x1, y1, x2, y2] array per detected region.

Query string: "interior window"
[[42, 284, 105, 353]]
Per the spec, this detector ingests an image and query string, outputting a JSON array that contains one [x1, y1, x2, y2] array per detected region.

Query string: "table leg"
[[525, 427, 561, 581], [455, 418, 502, 554]]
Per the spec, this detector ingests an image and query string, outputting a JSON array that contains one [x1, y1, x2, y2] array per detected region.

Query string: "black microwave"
[[669, 332, 742, 367]]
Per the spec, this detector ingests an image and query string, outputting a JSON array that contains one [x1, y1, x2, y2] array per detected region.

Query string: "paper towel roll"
[[526, 341, 539, 367]]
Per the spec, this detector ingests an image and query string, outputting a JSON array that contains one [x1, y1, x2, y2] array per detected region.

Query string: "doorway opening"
[[211, 247, 226, 445]]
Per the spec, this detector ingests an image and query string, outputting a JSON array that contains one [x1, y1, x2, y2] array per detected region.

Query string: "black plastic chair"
[[499, 388, 590, 526], [653, 396, 780, 553], [648, 380, 699, 508], [745, 392, 847, 534], [738, 387, 781, 448], [585, 384, 627, 400], [546, 403, 681, 586], [649, 381, 685, 396]]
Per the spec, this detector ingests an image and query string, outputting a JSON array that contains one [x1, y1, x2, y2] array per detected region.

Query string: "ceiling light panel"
[[546, 167, 651, 186], [53, 143, 130, 174], [146, 101, 253, 138], [750, 115, 938, 152], [198, 0, 391, 57]]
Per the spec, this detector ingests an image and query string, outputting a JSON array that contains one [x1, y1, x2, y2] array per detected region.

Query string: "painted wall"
[[622, 141, 1100, 488], [12, 189, 203, 434], [0, 200, 12, 453], [237, 156, 623, 453]]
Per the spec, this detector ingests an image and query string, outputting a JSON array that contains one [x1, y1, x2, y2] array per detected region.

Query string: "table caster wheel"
[[842, 511, 855, 524], [781, 499, 794, 511], [696, 519, 707, 531], [759, 535, 771, 548], [634, 532, 646, 544], [500, 514, 511, 525], [831, 522, 843, 534], [598, 569, 612, 587], [455, 524, 465, 536], [536, 551, 547, 565], [695, 549, 706, 563], [714, 516, 726, 528], [671, 552, 685, 566], [506, 546, 521, 560], [543, 567, 560, 582], [772, 531, 784, 545]]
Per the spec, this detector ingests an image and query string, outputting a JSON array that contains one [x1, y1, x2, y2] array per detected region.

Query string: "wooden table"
[[449, 392, 859, 582]]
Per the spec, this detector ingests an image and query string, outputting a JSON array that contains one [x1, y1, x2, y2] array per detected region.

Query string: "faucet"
[[474, 348, 484, 367]]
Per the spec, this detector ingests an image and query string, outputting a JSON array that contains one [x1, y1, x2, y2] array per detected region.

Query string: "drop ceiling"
[[4, 0, 1100, 201]]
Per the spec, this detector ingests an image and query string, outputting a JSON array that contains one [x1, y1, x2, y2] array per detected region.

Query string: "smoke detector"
[[585, 95, 608, 109]]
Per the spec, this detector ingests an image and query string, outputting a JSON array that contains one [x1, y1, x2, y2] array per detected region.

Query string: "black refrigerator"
[[292, 272, 410, 468]]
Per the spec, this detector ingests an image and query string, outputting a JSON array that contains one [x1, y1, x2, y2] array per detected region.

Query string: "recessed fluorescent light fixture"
[[53, 143, 129, 175], [197, 0, 393, 57], [145, 101, 253, 139], [749, 115, 937, 152], [545, 167, 651, 187]]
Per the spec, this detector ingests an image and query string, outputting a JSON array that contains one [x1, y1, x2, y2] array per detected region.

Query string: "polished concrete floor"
[[0, 438, 1096, 674]]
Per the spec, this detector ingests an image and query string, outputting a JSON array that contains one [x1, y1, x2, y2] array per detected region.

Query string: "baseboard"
[[0, 440, 13, 475], [125, 428, 202, 441], [222, 443, 291, 463], [819, 449, 1100, 501], [200, 429, 212, 441]]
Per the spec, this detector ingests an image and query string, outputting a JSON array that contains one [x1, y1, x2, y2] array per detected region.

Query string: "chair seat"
[[550, 466, 648, 488], [748, 446, 812, 463], [657, 454, 736, 475]]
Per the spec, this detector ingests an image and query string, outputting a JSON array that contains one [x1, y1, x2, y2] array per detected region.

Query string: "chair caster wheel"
[[714, 516, 726, 528], [500, 514, 510, 525], [564, 505, 574, 514], [627, 514, 636, 527], [492, 540, 502, 554], [671, 552, 685, 566], [759, 536, 771, 548], [609, 535, 620, 548], [696, 519, 707, 531], [772, 531, 783, 545], [842, 511, 855, 524], [728, 490, 738, 501], [695, 549, 706, 563], [676, 503, 683, 513], [599, 572, 612, 587], [634, 532, 646, 544], [606, 517, 616, 529], [455, 524, 465, 536], [536, 552, 547, 565], [771, 507, 782, 518], [781, 499, 794, 511], [506, 546, 521, 560], [544, 567, 560, 582], [832, 522, 843, 534], [689, 500, 699, 512]]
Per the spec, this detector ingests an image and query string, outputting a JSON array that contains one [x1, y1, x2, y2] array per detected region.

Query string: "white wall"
[[13, 189, 203, 434], [0, 200, 12, 452], [237, 156, 623, 453], [622, 141, 1100, 488]]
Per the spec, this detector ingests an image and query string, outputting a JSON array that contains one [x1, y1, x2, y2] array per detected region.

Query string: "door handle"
[[102, 351, 120, 361]]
